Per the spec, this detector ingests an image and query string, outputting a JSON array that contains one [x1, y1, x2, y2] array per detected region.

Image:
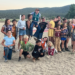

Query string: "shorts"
[[61, 37, 66, 41], [19, 29, 26, 36], [22, 51, 29, 57]]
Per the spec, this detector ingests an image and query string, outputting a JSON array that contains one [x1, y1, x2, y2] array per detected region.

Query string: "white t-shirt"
[[17, 20, 26, 29]]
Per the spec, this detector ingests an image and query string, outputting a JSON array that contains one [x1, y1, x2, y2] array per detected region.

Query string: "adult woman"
[[1, 19, 12, 36], [18, 35, 34, 61], [26, 14, 32, 38], [48, 18, 56, 44], [17, 15, 26, 50], [1, 30, 15, 62]]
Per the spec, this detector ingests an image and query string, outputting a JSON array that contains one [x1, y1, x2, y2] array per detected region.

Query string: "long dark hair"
[[28, 14, 32, 19], [5, 19, 9, 27]]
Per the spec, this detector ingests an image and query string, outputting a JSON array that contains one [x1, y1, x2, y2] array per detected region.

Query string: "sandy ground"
[[0, 23, 75, 75]]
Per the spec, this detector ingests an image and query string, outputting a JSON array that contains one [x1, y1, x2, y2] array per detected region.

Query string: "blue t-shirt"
[[3, 36, 15, 46]]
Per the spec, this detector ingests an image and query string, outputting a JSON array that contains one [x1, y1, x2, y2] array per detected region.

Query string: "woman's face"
[[29, 15, 32, 20], [72, 19, 75, 23], [7, 20, 10, 25]]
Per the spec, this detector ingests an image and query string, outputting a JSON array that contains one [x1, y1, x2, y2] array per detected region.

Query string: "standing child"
[[32, 40, 45, 62], [12, 19, 18, 52], [46, 41, 58, 56], [61, 23, 68, 52], [55, 25, 61, 53]]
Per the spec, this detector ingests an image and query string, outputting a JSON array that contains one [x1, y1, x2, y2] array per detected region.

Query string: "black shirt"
[[39, 22, 48, 33]]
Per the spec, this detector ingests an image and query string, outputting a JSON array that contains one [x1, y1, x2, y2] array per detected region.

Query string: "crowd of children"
[[1, 9, 75, 62]]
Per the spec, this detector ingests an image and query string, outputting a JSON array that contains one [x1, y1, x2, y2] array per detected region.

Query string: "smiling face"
[[6, 19, 10, 25], [21, 15, 25, 20], [7, 31, 12, 36], [24, 38, 28, 42]]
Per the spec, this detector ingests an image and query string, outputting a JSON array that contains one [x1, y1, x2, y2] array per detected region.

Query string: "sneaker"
[[58, 51, 62, 53], [62, 48, 65, 52], [17, 49, 19, 52], [65, 48, 70, 51], [18, 57, 21, 61], [4, 60, 8, 62], [12, 50, 16, 53]]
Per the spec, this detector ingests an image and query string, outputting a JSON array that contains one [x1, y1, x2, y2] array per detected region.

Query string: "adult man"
[[37, 17, 48, 39], [30, 9, 41, 37]]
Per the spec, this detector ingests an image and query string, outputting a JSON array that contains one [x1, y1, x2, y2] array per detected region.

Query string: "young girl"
[[46, 41, 58, 56], [12, 19, 18, 52], [26, 14, 32, 38], [55, 25, 61, 52], [1, 30, 15, 62], [61, 23, 68, 52], [72, 26, 75, 53], [1, 19, 12, 36], [17, 15, 26, 51], [32, 40, 45, 62]]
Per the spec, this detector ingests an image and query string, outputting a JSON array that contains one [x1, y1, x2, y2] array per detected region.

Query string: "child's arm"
[[55, 29, 61, 32]]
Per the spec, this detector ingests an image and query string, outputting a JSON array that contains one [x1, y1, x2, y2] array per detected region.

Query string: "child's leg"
[[61, 40, 65, 49], [4, 47, 9, 60], [55, 37, 58, 51], [73, 41, 75, 52], [58, 37, 61, 51]]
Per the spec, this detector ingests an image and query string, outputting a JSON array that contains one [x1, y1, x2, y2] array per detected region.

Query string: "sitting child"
[[46, 41, 58, 56], [32, 40, 45, 62]]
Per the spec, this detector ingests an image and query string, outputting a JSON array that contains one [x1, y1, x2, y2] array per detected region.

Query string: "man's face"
[[35, 10, 39, 14], [58, 17, 61, 20]]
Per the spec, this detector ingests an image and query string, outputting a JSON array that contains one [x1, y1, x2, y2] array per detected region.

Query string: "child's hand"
[[41, 53, 43, 55]]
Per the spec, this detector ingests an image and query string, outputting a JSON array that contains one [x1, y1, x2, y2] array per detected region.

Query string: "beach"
[[0, 22, 75, 75]]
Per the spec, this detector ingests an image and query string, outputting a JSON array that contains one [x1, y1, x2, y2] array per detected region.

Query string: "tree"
[[65, 4, 75, 19]]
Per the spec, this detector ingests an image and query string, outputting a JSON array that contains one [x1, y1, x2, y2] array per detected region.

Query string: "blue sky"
[[0, 0, 75, 10]]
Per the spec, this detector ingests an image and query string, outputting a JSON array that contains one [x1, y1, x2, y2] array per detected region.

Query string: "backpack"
[[72, 29, 75, 40]]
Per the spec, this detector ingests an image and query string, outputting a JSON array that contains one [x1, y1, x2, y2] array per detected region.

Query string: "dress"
[[48, 20, 55, 37]]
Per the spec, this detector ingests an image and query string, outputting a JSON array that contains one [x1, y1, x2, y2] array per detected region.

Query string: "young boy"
[[12, 19, 18, 52], [32, 40, 45, 62]]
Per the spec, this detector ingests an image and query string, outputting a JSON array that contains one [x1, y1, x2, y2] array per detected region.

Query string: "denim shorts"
[[19, 29, 26, 36], [61, 37, 66, 41]]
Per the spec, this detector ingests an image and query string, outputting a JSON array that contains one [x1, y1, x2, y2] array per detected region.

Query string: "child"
[[46, 41, 58, 56], [12, 19, 18, 52], [32, 40, 45, 62], [18, 35, 34, 61], [1, 30, 15, 62], [72, 26, 75, 53], [61, 23, 68, 52], [55, 25, 61, 53]]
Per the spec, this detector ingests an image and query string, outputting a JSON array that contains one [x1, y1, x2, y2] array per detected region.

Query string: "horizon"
[[0, 0, 75, 10]]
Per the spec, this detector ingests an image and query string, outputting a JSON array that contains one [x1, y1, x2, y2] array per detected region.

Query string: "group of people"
[[1, 8, 75, 62]]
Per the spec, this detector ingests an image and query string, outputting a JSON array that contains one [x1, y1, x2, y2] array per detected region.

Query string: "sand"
[[0, 23, 75, 75]]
